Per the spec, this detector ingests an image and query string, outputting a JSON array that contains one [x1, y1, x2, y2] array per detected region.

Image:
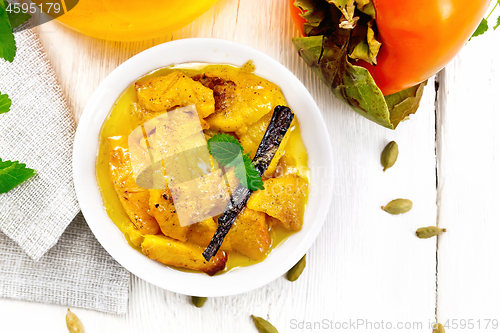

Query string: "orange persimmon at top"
[[56, 0, 218, 41], [290, 0, 490, 95]]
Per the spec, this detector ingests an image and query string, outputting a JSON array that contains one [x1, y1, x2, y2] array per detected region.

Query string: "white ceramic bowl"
[[73, 38, 334, 297]]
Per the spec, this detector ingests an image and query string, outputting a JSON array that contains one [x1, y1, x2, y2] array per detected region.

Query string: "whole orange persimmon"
[[56, 0, 218, 41], [289, 0, 490, 95]]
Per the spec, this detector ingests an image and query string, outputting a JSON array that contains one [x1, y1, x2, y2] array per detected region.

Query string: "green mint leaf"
[[234, 154, 264, 191], [207, 133, 264, 191], [207, 133, 243, 166], [0, 159, 36, 194], [494, 15, 500, 30], [470, 18, 488, 40], [0, 92, 11, 114], [7, 2, 31, 29], [0, 0, 16, 62], [233, 161, 246, 187]]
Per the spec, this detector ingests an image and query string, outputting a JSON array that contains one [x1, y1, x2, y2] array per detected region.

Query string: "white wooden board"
[[3, 0, 498, 332], [436, 28, 500, 333]]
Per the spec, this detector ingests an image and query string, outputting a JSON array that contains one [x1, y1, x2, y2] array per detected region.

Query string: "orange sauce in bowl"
[[96, 63, 310, 273]]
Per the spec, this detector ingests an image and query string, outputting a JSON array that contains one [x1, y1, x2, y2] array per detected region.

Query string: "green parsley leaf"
[[207, 133, 264, 191], [470, 18, 489, 40], [6, 2, 31, 29], [0, 0, 16, 62], [207, 133, 242, 166], [0, 92, 11, 114], [0, 159, 36, 194], [494, 15, 500, 30]]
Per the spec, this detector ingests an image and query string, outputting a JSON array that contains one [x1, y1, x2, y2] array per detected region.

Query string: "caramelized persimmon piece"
[[142, 234, 227, 275], [227, 207, 271, 261], [149, 188, 189, 242], [187, 209, 271, 260], [135, 71, 215, 120], [247, 175, 308, 231], [187, 217, 233, 252], [108, 136, 159, 235], [196, 72, 283, 133]]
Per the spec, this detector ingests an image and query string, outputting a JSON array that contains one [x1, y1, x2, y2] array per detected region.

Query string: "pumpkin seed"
[[416, 226, 447, 239], [251, 315, 279, 333], [66, 309, 84, 333], [381, 141, 398, 171], [191, 296, 207, 308], [381, 198, 413, 215], [286, 255, 306, 282]]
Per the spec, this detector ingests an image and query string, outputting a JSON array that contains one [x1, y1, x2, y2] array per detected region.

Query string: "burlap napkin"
[[0, 22, 130, 313], [0, 213, 130, 314]]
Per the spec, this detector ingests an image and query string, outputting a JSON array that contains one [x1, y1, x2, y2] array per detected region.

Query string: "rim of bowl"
[[73, 38, 334, 297]]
